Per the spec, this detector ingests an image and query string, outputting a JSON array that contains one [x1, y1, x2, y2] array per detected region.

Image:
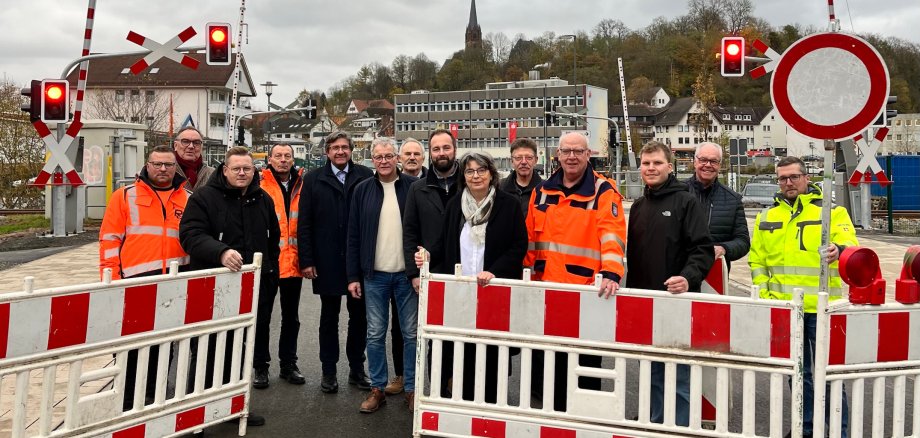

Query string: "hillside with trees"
[[314, 0, 919, 116]]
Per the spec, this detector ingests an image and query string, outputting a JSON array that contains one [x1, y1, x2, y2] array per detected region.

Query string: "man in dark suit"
[[298, 131, 374, 394]]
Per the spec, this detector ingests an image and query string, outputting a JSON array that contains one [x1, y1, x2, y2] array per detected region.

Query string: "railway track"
[[0, 209, 44, 216], [872, 210, 920, 219]]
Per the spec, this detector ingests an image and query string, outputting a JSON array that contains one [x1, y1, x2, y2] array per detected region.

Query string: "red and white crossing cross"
[[31, 120, 84, 187], [126, 26, 199, 75], [848, 127, 892, 187]]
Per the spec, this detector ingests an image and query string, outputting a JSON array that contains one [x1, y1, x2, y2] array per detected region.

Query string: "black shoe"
[[280, 364, 306, 385], [230, 413, 265, 427], [253, 368, 269, 389], [348, 370, 372, 390], [321, 374, 339, 393]]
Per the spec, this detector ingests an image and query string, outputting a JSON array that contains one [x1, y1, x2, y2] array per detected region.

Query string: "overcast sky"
[[3, 0, 918, 110]]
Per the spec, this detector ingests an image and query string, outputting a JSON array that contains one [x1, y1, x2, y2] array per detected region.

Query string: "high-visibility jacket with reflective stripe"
[[99, 175, 191, 279], [748, 184, 858, 313], [525, 167, 626, 285], [261, 167, 303, 278]]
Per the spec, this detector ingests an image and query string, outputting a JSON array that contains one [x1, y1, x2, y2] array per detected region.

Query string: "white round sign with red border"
[[765, 32, 889, 141]]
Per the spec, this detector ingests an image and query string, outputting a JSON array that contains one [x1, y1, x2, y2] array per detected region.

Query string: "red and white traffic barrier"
[[420, 410, 641, 438], [101, 394, 246, 438], [827, 307, 920, 365], [426, 278, 792, 359], [0, 271, 254, 360]]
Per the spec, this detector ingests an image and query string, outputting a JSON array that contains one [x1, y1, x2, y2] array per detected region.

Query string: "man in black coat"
[[179, 146, 280, 428], [402, 129, 461, 291], [627, 141, 714, 427], [298, 131, 374, 393], [686, 142, 750, 271], [499, 137, 543, 212]]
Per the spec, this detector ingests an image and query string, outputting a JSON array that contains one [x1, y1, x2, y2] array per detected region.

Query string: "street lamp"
[[558, 35, 577, 86], [260, 81, 277, 110]]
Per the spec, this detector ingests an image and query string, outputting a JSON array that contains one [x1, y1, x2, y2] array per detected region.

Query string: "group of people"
[[100, 125, 856, 438]]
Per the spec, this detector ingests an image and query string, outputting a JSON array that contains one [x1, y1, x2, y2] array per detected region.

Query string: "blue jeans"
[[364, 271, 418, 392], [650, 362, 690, 426], [800, 313, 849, 437]]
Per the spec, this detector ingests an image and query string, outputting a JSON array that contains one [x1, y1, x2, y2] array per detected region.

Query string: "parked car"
[[741, 182, 776, 208]]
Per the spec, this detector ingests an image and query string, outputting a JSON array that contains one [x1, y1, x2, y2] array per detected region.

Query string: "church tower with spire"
[[465, 0, 482, 49]]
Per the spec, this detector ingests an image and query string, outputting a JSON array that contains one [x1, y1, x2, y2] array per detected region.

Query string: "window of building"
[[116, 90, 125, 102], [130, 116, 139, 123], [744, 115, 752, 121], [734, 115, 742, 121], [723, 114, 730, 121], [896, 134, 902, 141], [763, 125, 771, 132], [130, 89, 140, 99], [145, 90, 155, 103]]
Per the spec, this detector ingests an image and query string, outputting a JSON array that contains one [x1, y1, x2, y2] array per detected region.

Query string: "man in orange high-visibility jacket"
[[255, 143, 306, 389], [100, 145, 190, 280], [524, 131, 627, 412], [99, 145, 190, 411]]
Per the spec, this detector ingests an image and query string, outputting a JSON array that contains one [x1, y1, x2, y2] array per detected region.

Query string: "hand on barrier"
[[412, 277, 421, 294], [599, 278, 619, 299], [414, 246, 429, 268], [477, 271, 495, 287], [714, 245, 726, 259], [663, 275, 689, 294], [301, 266, 317, 279], [220, 249, 244, 272], [348, 281, 362, 299]]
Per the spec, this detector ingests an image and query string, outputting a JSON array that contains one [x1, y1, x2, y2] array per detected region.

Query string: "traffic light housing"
[[206, 22, 231, 66], [236, 124, 245, 145], [544, 103, 558, 126], [872, 95, 898, 127], [20, 80, 41, 122], [304, 98, 316, 120], [40, 80, 70, 123], [721, 37, 745, 77]]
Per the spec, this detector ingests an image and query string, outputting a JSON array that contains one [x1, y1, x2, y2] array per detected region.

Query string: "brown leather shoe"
[[359, 388, 386, 413], [385, 375, 404, 395], [405, 391, 415, 411]]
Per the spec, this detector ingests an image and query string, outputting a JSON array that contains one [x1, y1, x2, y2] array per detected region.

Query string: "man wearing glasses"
[[298, 131, 374, 394], [524, 131, 627, 411], [345, 137, 419, 413], [500, 137, 543, 211], [686, 142, 750, 271], [749, 156, 857, 437], [100, 145, 190, 411], [172, 126, 215, 192], [180, 146, 280, 429]]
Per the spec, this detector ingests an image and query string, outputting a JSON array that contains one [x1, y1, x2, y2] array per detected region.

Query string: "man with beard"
[[254, 143, 306, 389], [298, 131, 374, 394], [398, 138, 427, 178], [402, 129, 459, 291], [500, 137, 543, 211], [172, 126, 214, 192]]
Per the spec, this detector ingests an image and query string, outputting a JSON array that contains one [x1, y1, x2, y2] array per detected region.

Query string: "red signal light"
[[721, 37, 745, 77], [40, 79, 69, 123], [206, 22, 231, 66], [45, 84, 64, 101], [210, 28, 226, 43]]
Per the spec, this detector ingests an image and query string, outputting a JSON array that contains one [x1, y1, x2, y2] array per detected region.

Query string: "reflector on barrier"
[[839, 246, 885, 305]]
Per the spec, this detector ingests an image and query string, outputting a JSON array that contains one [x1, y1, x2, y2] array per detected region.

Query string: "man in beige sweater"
[[345, 138, 420, 413]]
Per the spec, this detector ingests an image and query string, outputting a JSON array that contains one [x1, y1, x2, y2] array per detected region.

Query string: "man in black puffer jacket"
[[179, 146, 280, 428], [686, 142, 750, 271]]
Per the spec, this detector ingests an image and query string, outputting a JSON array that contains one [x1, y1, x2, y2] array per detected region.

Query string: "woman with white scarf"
[[417, 151, 528, 403]]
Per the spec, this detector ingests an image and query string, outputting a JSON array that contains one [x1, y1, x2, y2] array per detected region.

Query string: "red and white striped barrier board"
[[420, 410, 639, 438], [101, 394, 246, 438], [30, 120, 84, 187], [126, 26, 199, 75], [701, 257, 728, 295], [0, 271, 254, 360], [827, 307, 920, 365], [426, 279, 792, 359]]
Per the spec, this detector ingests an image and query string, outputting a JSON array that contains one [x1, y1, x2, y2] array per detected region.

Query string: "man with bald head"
[[524, 131, 627, 411], [685, 142, 750, 271]]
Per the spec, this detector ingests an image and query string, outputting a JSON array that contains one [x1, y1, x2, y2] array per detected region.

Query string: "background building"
[[395, 78, 608, 171]]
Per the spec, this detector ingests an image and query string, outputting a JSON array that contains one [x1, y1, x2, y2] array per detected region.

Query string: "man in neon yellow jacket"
[[749, 156, 857, 438]]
